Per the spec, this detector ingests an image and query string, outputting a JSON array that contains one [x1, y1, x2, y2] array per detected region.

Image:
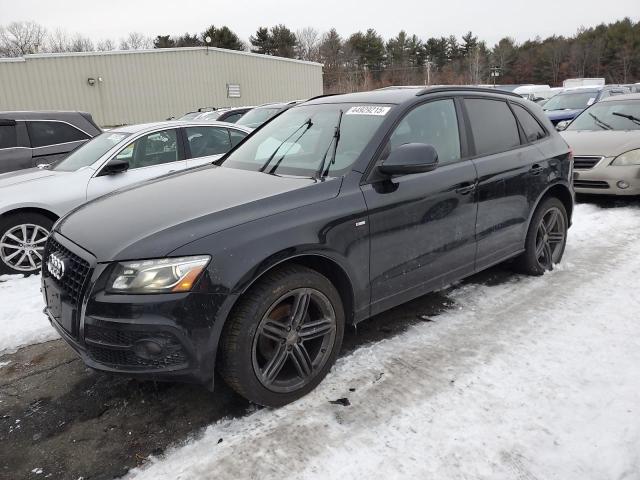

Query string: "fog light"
[[617, 181, 630, 189], [133, 339, 164, 359]]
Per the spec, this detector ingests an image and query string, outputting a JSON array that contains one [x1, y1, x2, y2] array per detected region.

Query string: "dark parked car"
[[235, 101, 302, 129], [43, 87, 573, 407], [0, 111, 101, 174], [544, 85, 631, 125]]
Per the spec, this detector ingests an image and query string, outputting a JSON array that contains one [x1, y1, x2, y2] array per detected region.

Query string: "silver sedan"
[[0, 120, 250, 274], [560, 93, 640, 196]]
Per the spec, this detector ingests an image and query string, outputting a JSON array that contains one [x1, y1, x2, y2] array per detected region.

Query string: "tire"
[[0, 212, 53, 275], [219, 265, 345, 407], [514, 197, 568, 276]]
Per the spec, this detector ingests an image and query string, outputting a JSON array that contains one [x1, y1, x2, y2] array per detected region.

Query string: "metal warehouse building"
[[0, 47, 323, 127]]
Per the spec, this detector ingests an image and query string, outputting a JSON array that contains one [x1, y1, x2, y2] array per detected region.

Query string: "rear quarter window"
[[512, 103, 547, 143], [27, 121, 90, 148], [0, 125, 17, 149], [465, 98, 520, 156]]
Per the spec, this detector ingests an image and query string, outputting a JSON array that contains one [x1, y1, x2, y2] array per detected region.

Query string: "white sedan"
[[0, 120, 251, 274]]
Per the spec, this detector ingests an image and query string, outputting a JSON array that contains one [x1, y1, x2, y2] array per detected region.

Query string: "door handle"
[[530, 164, 544, 175], [455, 182, 476, 195]]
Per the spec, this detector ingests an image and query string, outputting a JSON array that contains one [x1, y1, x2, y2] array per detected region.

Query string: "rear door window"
[[465, 98, 521, 155], [0, 125, 17, 149], [229, 128, 248, 148], [512, 104, 547, 143], [185, 126, 232, 158], [26, 121, 89, 147]]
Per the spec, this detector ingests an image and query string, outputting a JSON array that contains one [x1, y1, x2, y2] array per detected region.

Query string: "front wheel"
[[515, 197, 568, 276], [0, 213, 53, 275], [219, 265, 345, 407]]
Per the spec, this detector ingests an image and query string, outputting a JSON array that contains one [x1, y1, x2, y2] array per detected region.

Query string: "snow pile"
[[0, 274, 57, 354], [129, 203, 640, 480]]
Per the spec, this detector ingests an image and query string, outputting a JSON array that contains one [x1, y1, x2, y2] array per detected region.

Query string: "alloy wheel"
[[252, 288, 337, 393], [0, 224, 49, 272], [534, 207, 566, 271]]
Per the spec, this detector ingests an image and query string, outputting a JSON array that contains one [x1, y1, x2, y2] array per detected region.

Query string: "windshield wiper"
[[612, 111, 640, 126], [259, 119, 312, 173], [316, 109, 343, 179], [588, 112, 612, 130]]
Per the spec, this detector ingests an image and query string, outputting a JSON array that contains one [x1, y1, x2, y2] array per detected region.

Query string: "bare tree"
[[96, 39, 116, 52], [120, 32, 152, 50], [0, 21, 47, 57], [47, 28, 71, 53], [69, 34, 94, 52], [295, 27, 320, 62]]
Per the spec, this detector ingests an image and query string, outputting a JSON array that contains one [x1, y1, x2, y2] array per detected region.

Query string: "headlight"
[[611, 149, 640, 166], [107, 255, 210, 294]]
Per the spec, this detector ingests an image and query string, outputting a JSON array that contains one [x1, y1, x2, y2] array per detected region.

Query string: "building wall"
[[0, 47, 323, 127]]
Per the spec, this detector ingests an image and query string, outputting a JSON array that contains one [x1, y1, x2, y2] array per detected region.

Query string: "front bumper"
[[42, 233, 237, 386], [573, 158, 640, 196]]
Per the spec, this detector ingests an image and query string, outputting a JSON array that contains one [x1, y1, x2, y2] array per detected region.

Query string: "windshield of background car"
[[52, 131, 132, 171], [544, 91, 597, 111], [235, 107, 283, 128], [179, 112, 202, 120], [567, 100, 640, 131], [220, 103, 390, 177]]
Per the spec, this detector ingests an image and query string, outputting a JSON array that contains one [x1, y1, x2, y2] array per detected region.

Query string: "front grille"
[[43, 237, 91, 306], [84, 324, 188, 369], [573, 156, 602, 170], [573, 179, 610, 189]]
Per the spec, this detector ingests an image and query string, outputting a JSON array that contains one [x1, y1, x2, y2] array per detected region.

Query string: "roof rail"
[[305, 93, 342, 101], [416, 86, 523, 98]]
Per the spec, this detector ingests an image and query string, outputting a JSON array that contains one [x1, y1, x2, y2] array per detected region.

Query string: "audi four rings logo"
[[47, 253, 66, 281]]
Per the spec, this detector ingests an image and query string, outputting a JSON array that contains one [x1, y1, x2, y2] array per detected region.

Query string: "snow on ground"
[[0, 274, 57, 354], [127, 202, 640, 480]]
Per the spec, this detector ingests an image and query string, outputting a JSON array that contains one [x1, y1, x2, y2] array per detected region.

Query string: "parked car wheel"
[[515, 197, 568, 276], [219, 265, 345, 407], [0, 213, 53, 275]]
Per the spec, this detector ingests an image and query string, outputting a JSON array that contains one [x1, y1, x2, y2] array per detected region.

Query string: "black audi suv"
[[42, 87, 573, 407]]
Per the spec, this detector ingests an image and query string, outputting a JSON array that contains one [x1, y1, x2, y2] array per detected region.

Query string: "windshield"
[[236, 107, 283, 128], [567, 100, 640, 131], [544, 91, 597, 111], [52, 131, 131, 172], [220, 103, 390, 178]]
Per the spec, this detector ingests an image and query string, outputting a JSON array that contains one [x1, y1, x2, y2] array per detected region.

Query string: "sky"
[[1, 0, 638, 47]]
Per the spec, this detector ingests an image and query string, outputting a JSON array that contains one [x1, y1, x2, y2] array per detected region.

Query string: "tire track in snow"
[[129, 203, 640, 480]]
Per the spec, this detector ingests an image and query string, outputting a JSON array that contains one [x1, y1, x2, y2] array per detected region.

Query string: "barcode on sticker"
[[346, 106, 391, 116]]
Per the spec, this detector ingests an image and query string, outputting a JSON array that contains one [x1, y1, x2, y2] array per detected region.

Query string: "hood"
[[560, 130, 640, 157], [57, 165, 340, 261], [544, 109, 584, 123], [0, 167, 65, 188]]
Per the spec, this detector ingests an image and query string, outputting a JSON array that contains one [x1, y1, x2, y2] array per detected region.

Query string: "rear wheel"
[[219, 265, 344, 407], [0, 213, 53, 275], [515, 197, 568, 275]]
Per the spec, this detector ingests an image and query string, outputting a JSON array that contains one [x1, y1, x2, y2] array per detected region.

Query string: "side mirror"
[[556, 120, 570, 131], [378, 143, 439, 176], [100, 158, 129, 176]]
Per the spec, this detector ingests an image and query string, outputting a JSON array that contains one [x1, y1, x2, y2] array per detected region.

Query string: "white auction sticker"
[[345, 105, 391, 116]]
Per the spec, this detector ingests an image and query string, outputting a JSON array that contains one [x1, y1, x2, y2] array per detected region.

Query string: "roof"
[[0, 46, 322, 67], [0, 110, 91, 119], [600, 93, 640, 102], [109, 120, 253, 134]]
